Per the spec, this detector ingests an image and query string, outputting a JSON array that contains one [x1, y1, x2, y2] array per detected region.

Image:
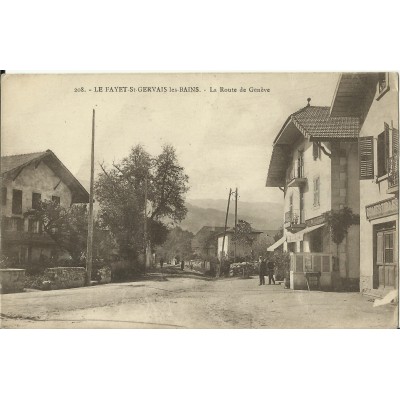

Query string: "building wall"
[[358, 73, 399, 291], [282, 135, 361, 284], [2, 161, 72, 217], [2, 161, 74, 264], [284, 138, 332, 231], [217, 235, 230, 258], [283, 138, 332, 253], [330, 141, 361, 280]]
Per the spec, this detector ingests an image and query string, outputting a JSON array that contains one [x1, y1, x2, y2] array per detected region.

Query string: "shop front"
[[365, 198, 398, 293]]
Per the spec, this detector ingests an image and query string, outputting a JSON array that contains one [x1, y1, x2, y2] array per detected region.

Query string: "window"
[[377, 230, 395, 264], [313, 177, 320, 207], [32, 192, 41, 209], [52, 196, 60, 205], [384, 232, 394, 264], [12, 189, 22, 214], [376, 72, 390, 100], [359, 136, 374, 179], [313, 142, 321, 160], [28, 219, 43, 234], [10, 217, 23, 232], [1, 187, 7, 206], [377, 123, 390, 177]]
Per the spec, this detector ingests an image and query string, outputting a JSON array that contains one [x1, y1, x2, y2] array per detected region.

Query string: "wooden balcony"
[[286, 163, 307, 188], [284, 209, 306, 232]]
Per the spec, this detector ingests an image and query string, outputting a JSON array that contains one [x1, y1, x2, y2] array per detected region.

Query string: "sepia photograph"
[[0, 72, 398, 329]]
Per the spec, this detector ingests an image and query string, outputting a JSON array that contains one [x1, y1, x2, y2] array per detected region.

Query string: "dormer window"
[[376, 72, 390, 101]]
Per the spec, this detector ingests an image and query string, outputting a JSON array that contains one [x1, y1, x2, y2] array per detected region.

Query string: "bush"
[[265, 252, 290, 281]]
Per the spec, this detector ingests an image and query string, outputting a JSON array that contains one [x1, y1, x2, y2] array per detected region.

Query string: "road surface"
[[0, 268, 397, 328]]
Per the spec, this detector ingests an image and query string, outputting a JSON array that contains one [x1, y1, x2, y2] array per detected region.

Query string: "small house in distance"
[[1, 150, 89, 265], [192, 226, 225, 259], [216, 227, 265, 260]]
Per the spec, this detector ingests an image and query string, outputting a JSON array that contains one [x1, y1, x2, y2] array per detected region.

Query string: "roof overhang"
[[2, 150, 89, 203], [267, 235, 286, 251], [286, 223, 325, 242], [266, 144, 290, 187], [330, 73, 378, 119]]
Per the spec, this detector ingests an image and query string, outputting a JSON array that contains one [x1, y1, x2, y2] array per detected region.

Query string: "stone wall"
[[0, 268, 26, 293], [44, 267, 86, 290]]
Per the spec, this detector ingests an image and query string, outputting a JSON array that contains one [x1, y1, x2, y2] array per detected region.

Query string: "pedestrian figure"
[[181, 259, 184, 271], [267, 260, 276, 285], [259, 258, 267, 285], [160, 258, 164, 268]]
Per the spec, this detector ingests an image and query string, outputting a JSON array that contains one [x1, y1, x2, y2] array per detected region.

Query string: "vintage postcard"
[[0, 72, 398, 328]]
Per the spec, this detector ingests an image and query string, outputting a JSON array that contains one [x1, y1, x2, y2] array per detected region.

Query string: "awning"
[[267, 235, 286, 251], [286, 223, 325, 243]]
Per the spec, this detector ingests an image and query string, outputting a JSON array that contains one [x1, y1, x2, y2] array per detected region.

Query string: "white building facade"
[[266, 102, 360, 290], [331, 73, 398, 295]]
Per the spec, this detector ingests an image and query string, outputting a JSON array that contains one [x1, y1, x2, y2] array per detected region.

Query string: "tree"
[[95, 144, 189, 262], [273, 226, 284, 243], [230, 220, 255, 247], [323, 207, 360, 272], [24, 200, 88, 262], [156, 227, 194, 262]]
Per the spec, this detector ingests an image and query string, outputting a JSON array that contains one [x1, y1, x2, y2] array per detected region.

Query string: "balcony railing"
[[286, 161, 307, 187], [387, 155, 398, 192], [284, 209, 306, 232]]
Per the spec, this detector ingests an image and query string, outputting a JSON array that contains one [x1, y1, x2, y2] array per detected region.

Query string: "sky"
[[1, 73, 340, 204]]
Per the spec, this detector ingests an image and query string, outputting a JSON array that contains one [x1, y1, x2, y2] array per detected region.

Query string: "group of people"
[[258, 256, 275, 286]]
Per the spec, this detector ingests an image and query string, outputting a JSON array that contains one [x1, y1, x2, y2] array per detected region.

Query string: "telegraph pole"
[[234, 187, 238, 263], [143, 175, 149, 272], [85, 109, 95, 286], [219, 188, 232, 277]]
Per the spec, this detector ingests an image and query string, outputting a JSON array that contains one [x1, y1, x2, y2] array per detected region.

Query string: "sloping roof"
[[266, 105, 360, 187], [292, 106, 360, 140], [1, 151, 47, 173], [274, 106, 360, 144], [1, 150, 89, 203]]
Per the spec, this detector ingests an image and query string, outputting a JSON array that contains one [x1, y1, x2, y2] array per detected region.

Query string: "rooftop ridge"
[[1, 150, 48, 159]]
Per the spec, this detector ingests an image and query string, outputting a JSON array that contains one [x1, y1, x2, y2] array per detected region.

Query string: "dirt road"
[[1, 269, 397, 328]]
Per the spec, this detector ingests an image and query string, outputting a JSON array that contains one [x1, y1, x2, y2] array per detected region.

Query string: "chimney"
[[307, 97, 311, 106]]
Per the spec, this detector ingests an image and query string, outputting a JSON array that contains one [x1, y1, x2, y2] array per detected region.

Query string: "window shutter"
[[393, 128, 398, 155], [359, 136, 374, 180], [384, 123, 390, 167], [376, 232, 383, 264], [313, 142, 319, 160]]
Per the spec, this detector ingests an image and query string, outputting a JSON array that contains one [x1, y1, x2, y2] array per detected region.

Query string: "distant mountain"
[[180, 199, 283, 234]]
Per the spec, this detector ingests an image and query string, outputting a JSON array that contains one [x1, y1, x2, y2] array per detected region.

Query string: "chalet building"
[[192, 226, 225, 258], [266, 100, 360, 290], [330, 73, 398, 295], [1, 150, 89, 265]]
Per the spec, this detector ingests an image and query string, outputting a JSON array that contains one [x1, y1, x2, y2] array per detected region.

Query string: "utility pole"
[[234, 187, 238, 263], [143, 174, 149, 272], [85, 109, 95, 286], [219, 188, 232, 277]]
